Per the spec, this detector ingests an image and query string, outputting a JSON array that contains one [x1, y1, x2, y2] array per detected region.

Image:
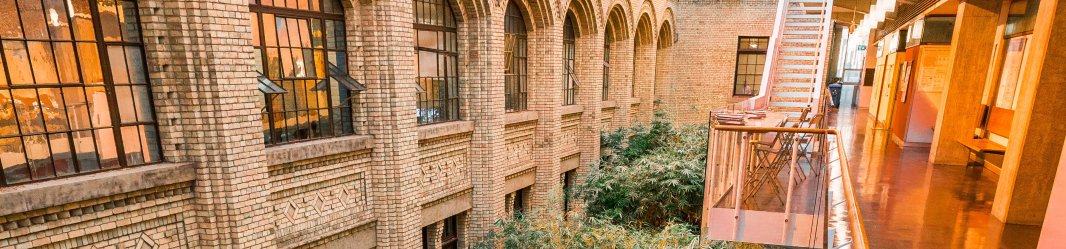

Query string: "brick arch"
[[563, 0, 600, 36], [501, 0, 556, 30], [634, 13, 654, 46], [604, 4, 630, 42], [656, 18, 673, 49], [636, 0, 656, 33]]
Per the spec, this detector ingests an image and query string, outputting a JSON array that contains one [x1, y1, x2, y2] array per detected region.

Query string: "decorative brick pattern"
[[0, 0, 776, 248]]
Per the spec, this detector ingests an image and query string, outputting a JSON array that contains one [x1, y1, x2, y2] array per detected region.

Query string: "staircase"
[[761, 0, 834, 122]]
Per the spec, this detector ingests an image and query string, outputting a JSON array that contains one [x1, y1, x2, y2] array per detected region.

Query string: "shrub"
[[584, 113, 708, 230]]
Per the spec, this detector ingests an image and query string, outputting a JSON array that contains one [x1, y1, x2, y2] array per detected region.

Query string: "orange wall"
[[890, 48, 917, 142]]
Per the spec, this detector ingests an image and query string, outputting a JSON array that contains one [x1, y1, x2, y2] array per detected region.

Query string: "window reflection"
[[1, 0, 161, 186], [504, 2, 528, 112], [414, 0, 460, 124], [251, 0, 355, 145]]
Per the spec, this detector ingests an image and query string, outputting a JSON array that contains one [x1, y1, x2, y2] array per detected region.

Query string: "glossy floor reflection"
[[831, 108, 1042, 249]]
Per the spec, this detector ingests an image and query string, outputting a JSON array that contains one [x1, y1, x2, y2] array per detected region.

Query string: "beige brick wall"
[[0, 0, 775, 248]]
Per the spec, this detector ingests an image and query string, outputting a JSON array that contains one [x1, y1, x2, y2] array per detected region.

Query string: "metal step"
[[779, 64, 817, 70], [775, 82, 814, 88], [784, 30, 821, 35], [783, 38, 819, 43], [790, 0, 826, 3], [771, 101, 810, 108], [787, 14, 822, 19], [772, 96, 811, 103], [781, 55, 817, 61], [785, 22, 822, 27], [781, 47, 818, 52], [773, 86, 814, 92], [790, 6, 826, 11]]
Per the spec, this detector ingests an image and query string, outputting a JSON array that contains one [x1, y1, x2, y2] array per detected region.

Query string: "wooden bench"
[[957, 138, 1006, 166]]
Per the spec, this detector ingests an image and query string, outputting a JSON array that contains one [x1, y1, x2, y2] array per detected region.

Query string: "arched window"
[[561, 14, 576, 106], [504, 2, 528, 112], [0, 0, 161, 185], [250, 0, 360, 145], [414, 0, 460, 124], [603, 31, 611, 101]]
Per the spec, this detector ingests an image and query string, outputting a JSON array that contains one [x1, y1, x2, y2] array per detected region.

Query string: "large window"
[[504, 2, 527, 112], [250, 0, 359, 145], [561, 14, 577, 106], [602, 32, 611, 101], [0, 0, 161, 185], [414, 0, 460, 124], [733, 36, 769, 96]]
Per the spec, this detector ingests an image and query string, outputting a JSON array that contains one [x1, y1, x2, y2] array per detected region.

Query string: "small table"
[[957, 138, 1006, 166]]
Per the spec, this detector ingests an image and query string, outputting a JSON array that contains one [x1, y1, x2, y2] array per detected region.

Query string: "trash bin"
[[828, 83, 843, 108]]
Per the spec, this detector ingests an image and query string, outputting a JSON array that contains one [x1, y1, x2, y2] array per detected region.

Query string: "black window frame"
[[250, 0, 358, 146], [561, 14, 577, 106], [0, 0, 163, 186], [504, 2, 528, 112], [602, 32, 611, 101], [733, 36, 769, 96], [414, 0, 461, 125]]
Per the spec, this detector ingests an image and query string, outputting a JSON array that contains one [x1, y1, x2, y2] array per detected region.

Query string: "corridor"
[[832, 108, 1042, 248]]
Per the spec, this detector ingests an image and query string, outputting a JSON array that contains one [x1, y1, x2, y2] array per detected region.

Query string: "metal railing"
[[700, 121, 867, 248]]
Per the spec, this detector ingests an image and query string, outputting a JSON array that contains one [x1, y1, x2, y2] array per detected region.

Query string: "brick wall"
[[0, 0, 776, 248]]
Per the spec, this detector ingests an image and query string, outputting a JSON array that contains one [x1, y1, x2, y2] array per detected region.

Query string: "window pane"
[[94, 128, 118, 168], [13, 89, 45, 134], [1, 137, 29, 183], [125, 47, 147, 84], [53, 42, 80, 83], [63, 87, 91, 130], [42, 0, 72, 40], [70, 0, 95, 40], [4, 41, 33, 85], [38, 87, 68, 132], [132, 85, 154, 122], [107, 46, 130, 84], [98, 0, 121, 41], [115, 85, 136, 123], [121, 125, 142, 164], [0, 91, 15, 137], [77, 43, 104, 84], [0, 0, 23, 39], [72, 130, 99, 171], [49, 133, 75, 176], [18, 0, 49, 39], [25, 134, 54, 180], [118, 1, 140, 42], [85, 86, 112, 128]]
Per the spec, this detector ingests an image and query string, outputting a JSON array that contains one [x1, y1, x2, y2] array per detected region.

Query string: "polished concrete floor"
[[832, 107, 1042, 249]]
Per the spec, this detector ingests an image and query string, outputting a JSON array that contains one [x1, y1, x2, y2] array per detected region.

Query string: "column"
[[992, 0, 1066, 225], [528, 22, 564, 211], [460, 14, 508, 237], [139, 0, 276, 247], [928, 0, 1001, 165], [357, 0, 423, 247]]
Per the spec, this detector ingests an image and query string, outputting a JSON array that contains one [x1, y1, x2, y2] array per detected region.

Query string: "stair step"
[[779, 64, 817, 70], [773, 96, 811, 103], [781, 47, 818, 52], [784, 30, 822, 35], [771, 101, 810, 108], [781, 55, 817, 61], [787, 14, 823, 19], [785, 22, 823, 27], [775, 82, 814, 87], [783, 38, 819, 43], [790, 6, 826, 11], [769, 106, 808, 113], [790, 0, 826, 3], [777, 73, 816, 78], [773, 86, 814, 92]]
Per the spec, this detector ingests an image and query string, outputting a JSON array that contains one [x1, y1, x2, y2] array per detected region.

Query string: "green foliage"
[[472, 210, 701, 249], [584, 113, 709, 230]]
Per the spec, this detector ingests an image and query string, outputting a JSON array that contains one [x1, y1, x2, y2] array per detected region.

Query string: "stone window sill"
[[265, 135, 374, 165], [562, 105, 583, 115], [602, 101, 617, 109], [417, 121, 474, 140], [0, 162, 196, 216], [504, 111, 538, 125]]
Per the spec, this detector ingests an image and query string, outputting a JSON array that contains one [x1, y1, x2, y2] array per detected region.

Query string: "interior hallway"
[[830, 107, 1042, 249]]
